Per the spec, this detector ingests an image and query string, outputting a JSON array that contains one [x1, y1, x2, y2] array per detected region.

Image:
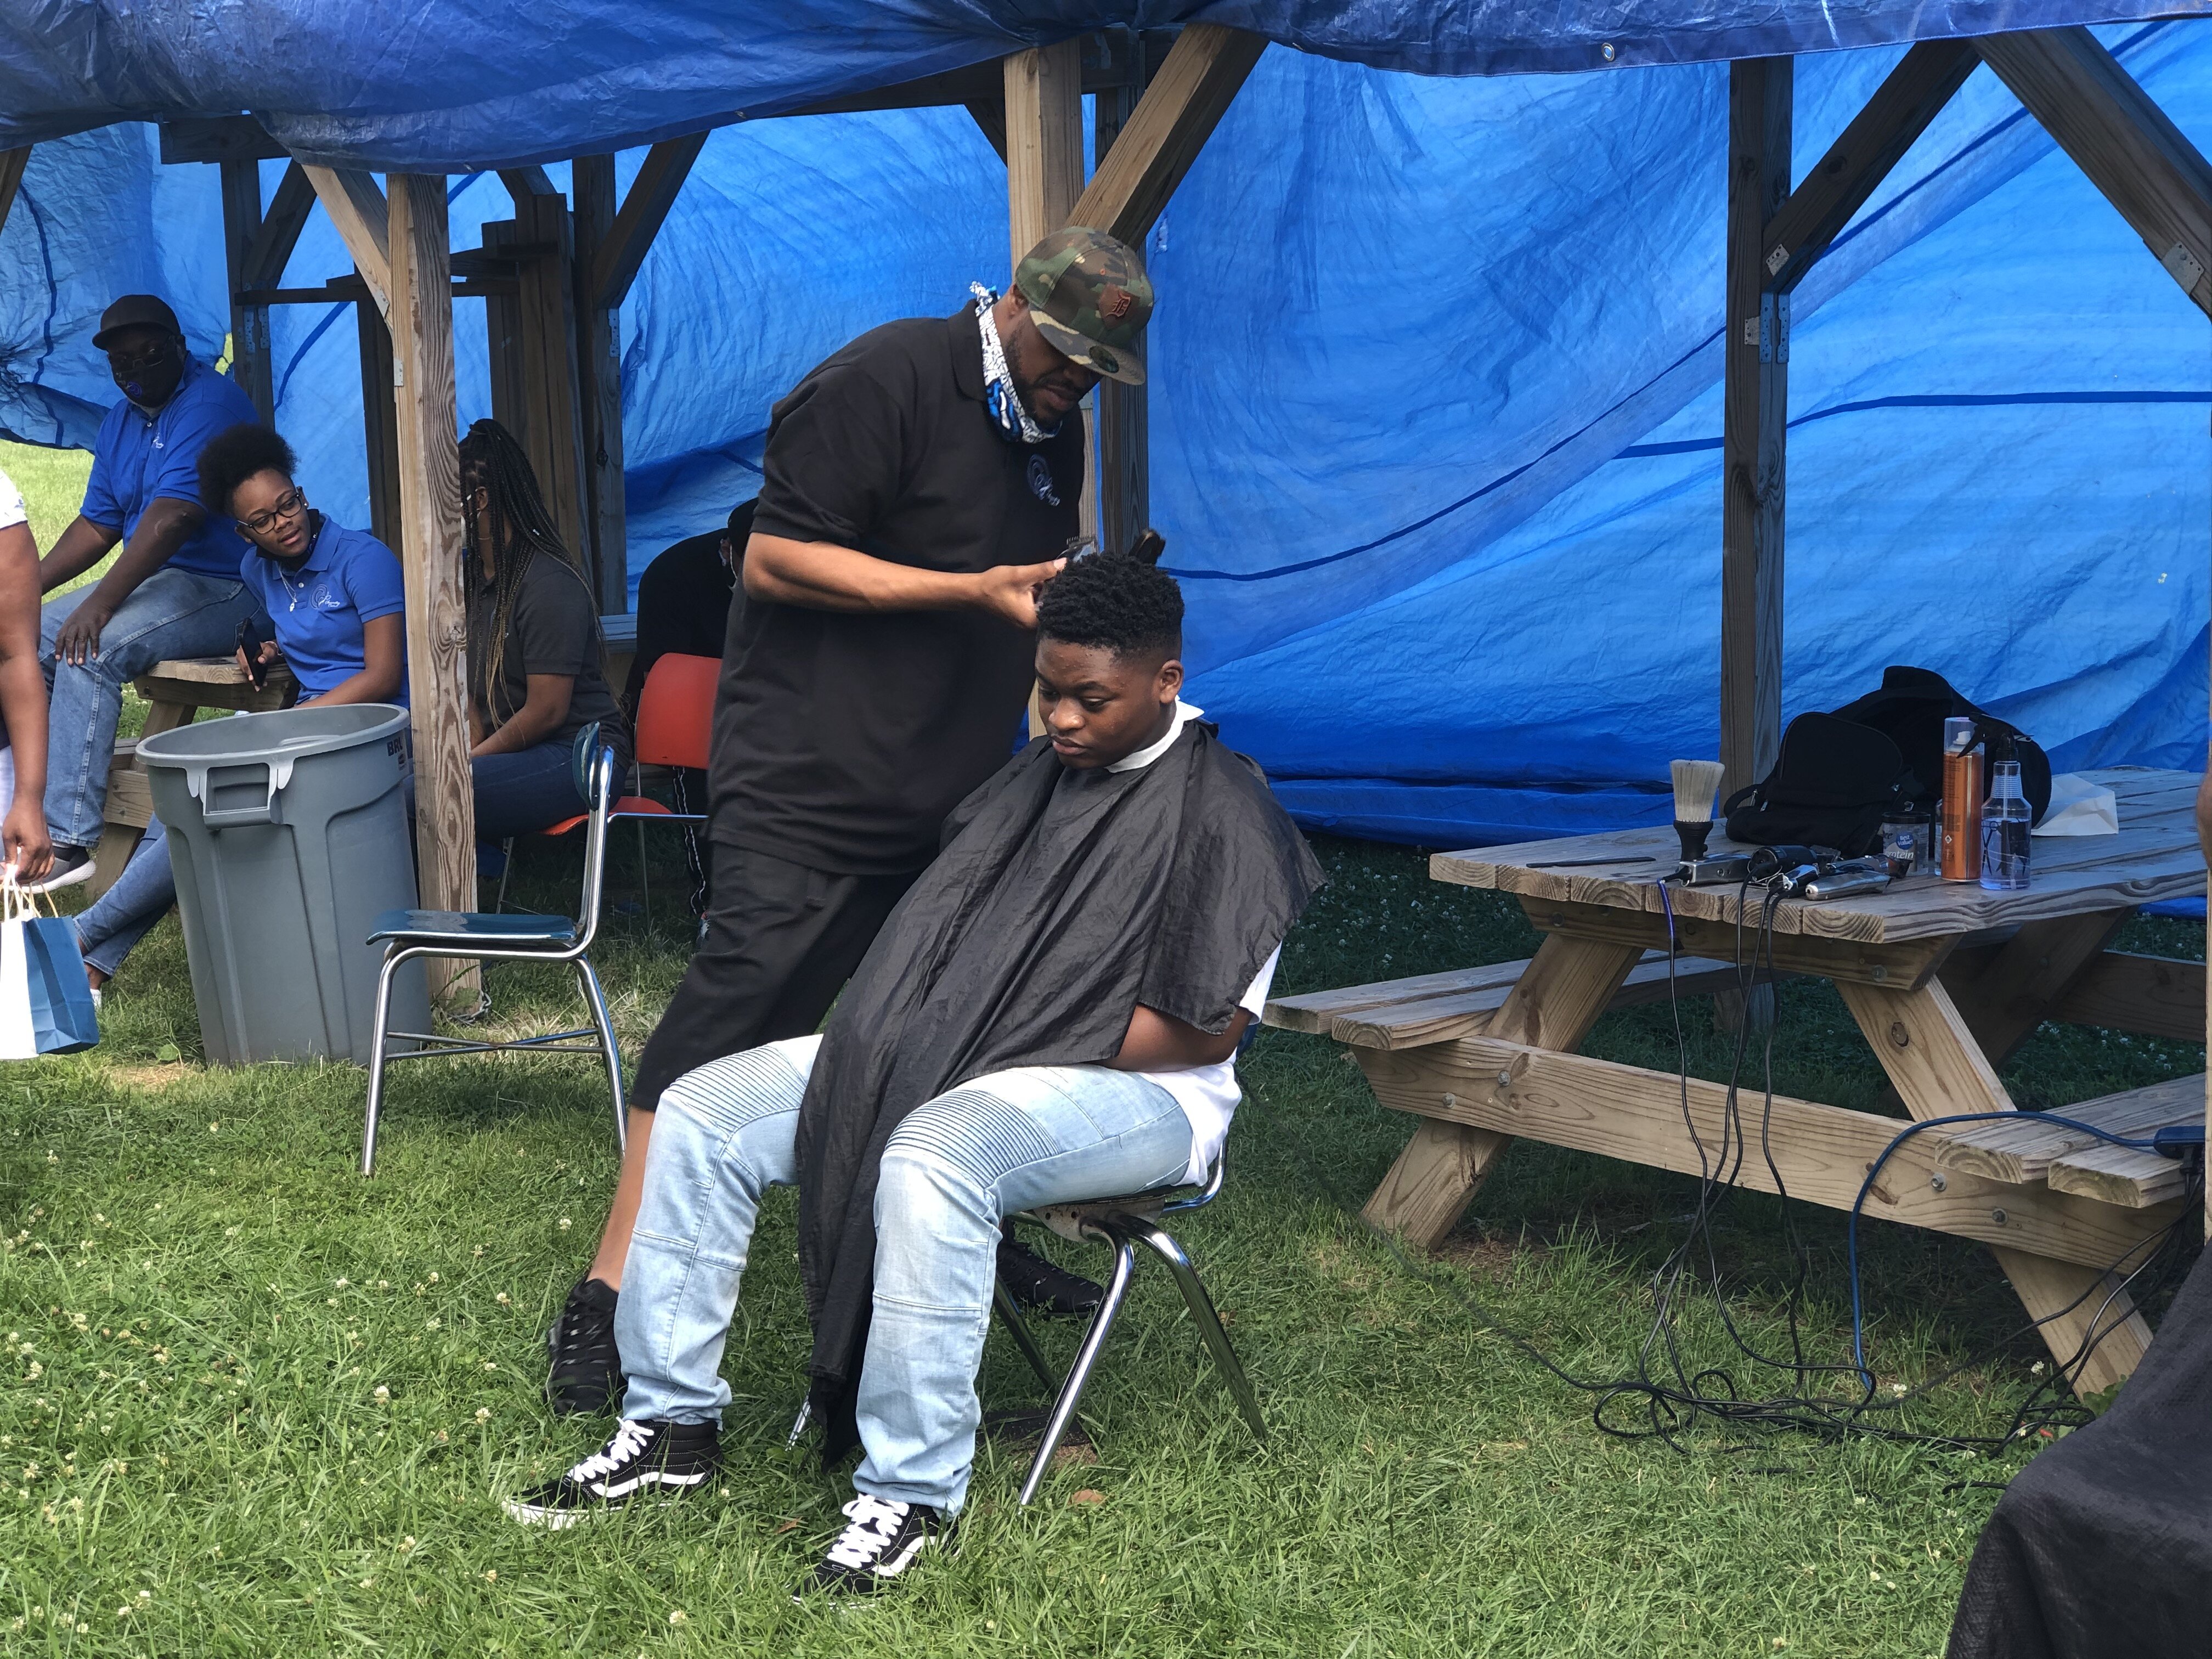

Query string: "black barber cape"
[[793, 719, 1323, 1451]]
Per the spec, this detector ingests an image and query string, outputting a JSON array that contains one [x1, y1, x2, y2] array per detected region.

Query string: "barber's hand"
[[53, 602, 112, 666], [2, 794, 52, 883], [972, 558, 1067, 630]]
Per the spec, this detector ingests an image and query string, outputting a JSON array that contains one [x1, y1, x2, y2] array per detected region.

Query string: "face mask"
[[111, 343, 184, 409]]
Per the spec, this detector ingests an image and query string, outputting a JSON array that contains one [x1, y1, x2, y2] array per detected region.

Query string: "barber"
[[545, 228, 1158, 1414]]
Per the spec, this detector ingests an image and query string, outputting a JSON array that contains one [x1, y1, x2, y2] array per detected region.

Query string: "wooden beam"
[[302, 166, 392, 319], [218, 160, 275, 421], [967, 99, 1009, 162], [1093, 75, 1148, 555], [483, 197, 592, 575], [158, 115, 285, 165], [240, 161, 315, 291], [1068, 24, 1266, 246], [1761, 40, 1978, 294], [2048, 949, 2205, 1042], [499, 166, 560, 200], [1720, 58, 1792, 798], [590, 134, 707, 312], [1977, 26, 2212, 317], [1004, 41, 1091, 548], [385, 174, 479, 1007], [356, 300, 400, 548], [0, 148, 29, 240], [784, 31, 1150, 119], [571, 154, 631, 614]]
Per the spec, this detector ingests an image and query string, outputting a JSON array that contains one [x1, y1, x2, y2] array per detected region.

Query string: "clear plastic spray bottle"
[[1978, 756, 2031, 891]]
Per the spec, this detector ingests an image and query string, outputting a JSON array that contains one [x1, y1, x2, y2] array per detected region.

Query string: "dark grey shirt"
[[466, 551, 630, 770]]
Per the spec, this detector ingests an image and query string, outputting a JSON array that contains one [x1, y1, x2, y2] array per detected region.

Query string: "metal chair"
[[358, 723, 625, 1176], [992, 1154, 1263, 1505]]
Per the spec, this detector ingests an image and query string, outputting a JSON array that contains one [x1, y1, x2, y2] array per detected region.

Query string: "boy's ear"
[[1157, 657, 1184, 699]]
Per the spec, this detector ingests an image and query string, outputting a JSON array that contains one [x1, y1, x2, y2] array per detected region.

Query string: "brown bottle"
[[1940, 716, 1983, 883]]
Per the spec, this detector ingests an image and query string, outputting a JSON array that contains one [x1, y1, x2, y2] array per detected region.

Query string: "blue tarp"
[[1, 3, 2199, 167], [0, 16, 2205, 847]]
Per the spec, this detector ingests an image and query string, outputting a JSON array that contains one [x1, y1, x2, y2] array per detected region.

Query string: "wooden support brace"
[[1936, 908, 2131, 1069], [484, 197, 591, 569], [1093, 75, 1149, 555], [241, 161, 315, 290], [218, 160, 275, 420], [357, 300, 401, 548], [385, 174, 478, 1008], [591, 134, 707, 312], [1719, 58, 1792, 797], [0, 148, 30, 239], [303, 166, 392, 319], [967, 100, 1009, 162], [1761, 40, 1978, 294], [1978, 26, 2212, 316], [499, 166, 560, 200], [1068, 24, 1266, 246]]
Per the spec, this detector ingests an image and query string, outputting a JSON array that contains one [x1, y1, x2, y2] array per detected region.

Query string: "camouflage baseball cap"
[[1014, 226, 1153, 386]]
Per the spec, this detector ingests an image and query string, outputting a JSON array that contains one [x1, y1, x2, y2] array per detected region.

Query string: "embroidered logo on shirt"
[[1026, 454, 1060, 506], [314, 585, 343, 612]]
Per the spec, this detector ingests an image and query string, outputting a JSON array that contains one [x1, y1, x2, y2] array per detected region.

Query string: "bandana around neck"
[[969, 284, 1058, 445]]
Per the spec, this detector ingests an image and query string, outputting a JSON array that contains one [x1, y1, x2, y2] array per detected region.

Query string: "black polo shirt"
[[709, 305, 1082, 874]]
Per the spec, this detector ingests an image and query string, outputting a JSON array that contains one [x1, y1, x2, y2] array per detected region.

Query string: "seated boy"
[[502, 551, 1322, 1596]]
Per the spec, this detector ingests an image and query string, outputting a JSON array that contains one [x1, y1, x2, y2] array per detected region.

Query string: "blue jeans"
[[41, 570, 259, 849], [617, 1035, 1192, 1514], [72, 816, 175, 977], [405, 741, 588, 848]]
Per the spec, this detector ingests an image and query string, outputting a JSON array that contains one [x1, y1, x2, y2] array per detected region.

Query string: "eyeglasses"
[[238, 488, 308, 536], [106, 343, 173, 374]]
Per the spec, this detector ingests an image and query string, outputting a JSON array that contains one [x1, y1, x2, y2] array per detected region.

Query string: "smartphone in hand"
[[236, 618, 269, 690]]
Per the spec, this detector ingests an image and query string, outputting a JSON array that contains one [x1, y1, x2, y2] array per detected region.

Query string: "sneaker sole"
[[501, 1470, 710, 1528], [22, 859, 96, 894]]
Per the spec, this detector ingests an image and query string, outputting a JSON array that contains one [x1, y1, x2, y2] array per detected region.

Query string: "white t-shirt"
[[0, 469, 25, 534], [1111, 701, 1278, 1184]]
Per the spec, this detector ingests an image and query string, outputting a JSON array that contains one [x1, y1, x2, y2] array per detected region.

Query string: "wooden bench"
[[90, 656, 297, 896], [1263, 950, 1776, 1051], [1935, 1074, 2205, 1210]]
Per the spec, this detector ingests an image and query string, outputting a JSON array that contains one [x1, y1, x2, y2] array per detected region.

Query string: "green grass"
[[0, 828, 2199, 1656], [1, 439, 92, 556]]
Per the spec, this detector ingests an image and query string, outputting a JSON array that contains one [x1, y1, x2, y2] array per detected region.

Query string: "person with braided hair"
[[456, 420, 630, 860]]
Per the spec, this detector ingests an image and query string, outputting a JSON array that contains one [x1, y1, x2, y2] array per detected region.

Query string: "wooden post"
[[385, 174, 478, 1007], [1066, 24, 1266, 246], [483, 196, 591, 567], [571, 154, 630, 614], [356, 299, 400, 547], [1720, 58, 1792, 798], [218, 160, 275, 421], [1093, 76, 1149, 555], [0, 148, 29, 238], [1003, 41, 1091, 544], [302, 166, 391, 318]]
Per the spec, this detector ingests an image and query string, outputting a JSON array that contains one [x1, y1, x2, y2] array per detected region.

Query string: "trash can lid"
[[136, 702, 410, 770]]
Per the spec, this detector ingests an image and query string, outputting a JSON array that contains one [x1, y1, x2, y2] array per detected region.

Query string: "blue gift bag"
[[0, 896, 99, 1057]]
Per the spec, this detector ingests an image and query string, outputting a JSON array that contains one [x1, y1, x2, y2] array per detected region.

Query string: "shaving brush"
[[1670, 759, 1727, 862]]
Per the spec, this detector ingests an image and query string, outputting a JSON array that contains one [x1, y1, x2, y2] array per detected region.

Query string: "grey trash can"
[[138, 703, 430, 1065]]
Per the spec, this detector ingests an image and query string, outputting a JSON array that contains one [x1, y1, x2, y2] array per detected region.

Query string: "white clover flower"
[[373, 1385, 390, 1402]]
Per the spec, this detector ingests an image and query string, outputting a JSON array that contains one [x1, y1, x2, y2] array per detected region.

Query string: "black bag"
[[1722, 712, 1908, 857], [1828, 665, 2052, 823]]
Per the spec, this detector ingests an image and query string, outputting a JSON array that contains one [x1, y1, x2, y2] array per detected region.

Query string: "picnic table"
[[1266, 766, 2207, 1392]]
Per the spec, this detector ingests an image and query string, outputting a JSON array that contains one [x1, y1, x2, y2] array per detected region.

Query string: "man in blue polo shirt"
[[27, 294, 262, 890]]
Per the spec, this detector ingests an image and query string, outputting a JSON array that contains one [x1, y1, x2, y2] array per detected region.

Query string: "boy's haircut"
[[197, 422, 298, 518], [1035, 552, 1183, 661]]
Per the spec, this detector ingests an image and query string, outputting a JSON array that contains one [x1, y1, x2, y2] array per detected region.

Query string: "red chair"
[[495, 652, 715, 917]]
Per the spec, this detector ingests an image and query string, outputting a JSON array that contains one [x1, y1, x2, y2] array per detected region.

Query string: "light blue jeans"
[[617, 1035, 1193, 1515], [72, 817, 175, 977], [41, 569, 259, 849]]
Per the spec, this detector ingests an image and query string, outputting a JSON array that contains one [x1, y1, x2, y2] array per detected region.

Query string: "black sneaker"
[[997, 1232, 1104, 1317], [501, 1418, 720, 1528], [797, 1493, 956, 1600], [546, 1276, 623, 1415], [21, 846, 94, 894]]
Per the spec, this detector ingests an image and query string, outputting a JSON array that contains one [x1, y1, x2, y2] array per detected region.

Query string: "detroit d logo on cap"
[[1026, 453, 1059, 506]]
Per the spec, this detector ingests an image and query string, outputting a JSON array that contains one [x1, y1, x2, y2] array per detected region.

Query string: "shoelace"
[[566, 1420, 654, 1483], [824, 1495, 911, 1569]]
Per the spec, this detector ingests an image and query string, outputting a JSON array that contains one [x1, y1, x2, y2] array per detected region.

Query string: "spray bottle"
[[1979, 736, 2031, 891]]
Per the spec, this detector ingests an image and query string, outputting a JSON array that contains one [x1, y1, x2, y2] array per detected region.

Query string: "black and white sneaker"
[[546, 1276, 623, 1416], [20, 847, 94, 894], [501, 1418, 720, 1529], [797, 1493, 956, 1600]]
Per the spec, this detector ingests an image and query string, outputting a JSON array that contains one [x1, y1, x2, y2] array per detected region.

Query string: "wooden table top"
[[1430, 767, 2205, 944]]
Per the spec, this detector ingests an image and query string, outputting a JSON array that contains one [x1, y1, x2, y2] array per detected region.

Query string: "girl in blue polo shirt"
[[70, 425, 407, 993]]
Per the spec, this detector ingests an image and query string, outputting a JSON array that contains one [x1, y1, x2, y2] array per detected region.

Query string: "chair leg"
[[636, 822, 649, 917], [992, 1276, 1060, 1393], [1019, 1227, 1137, 1507], [495, 837, 516, 913], [1131, 1222, 1265, 1442], [574, 955, 627, 1154], [361, 948, 404, 1177]]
